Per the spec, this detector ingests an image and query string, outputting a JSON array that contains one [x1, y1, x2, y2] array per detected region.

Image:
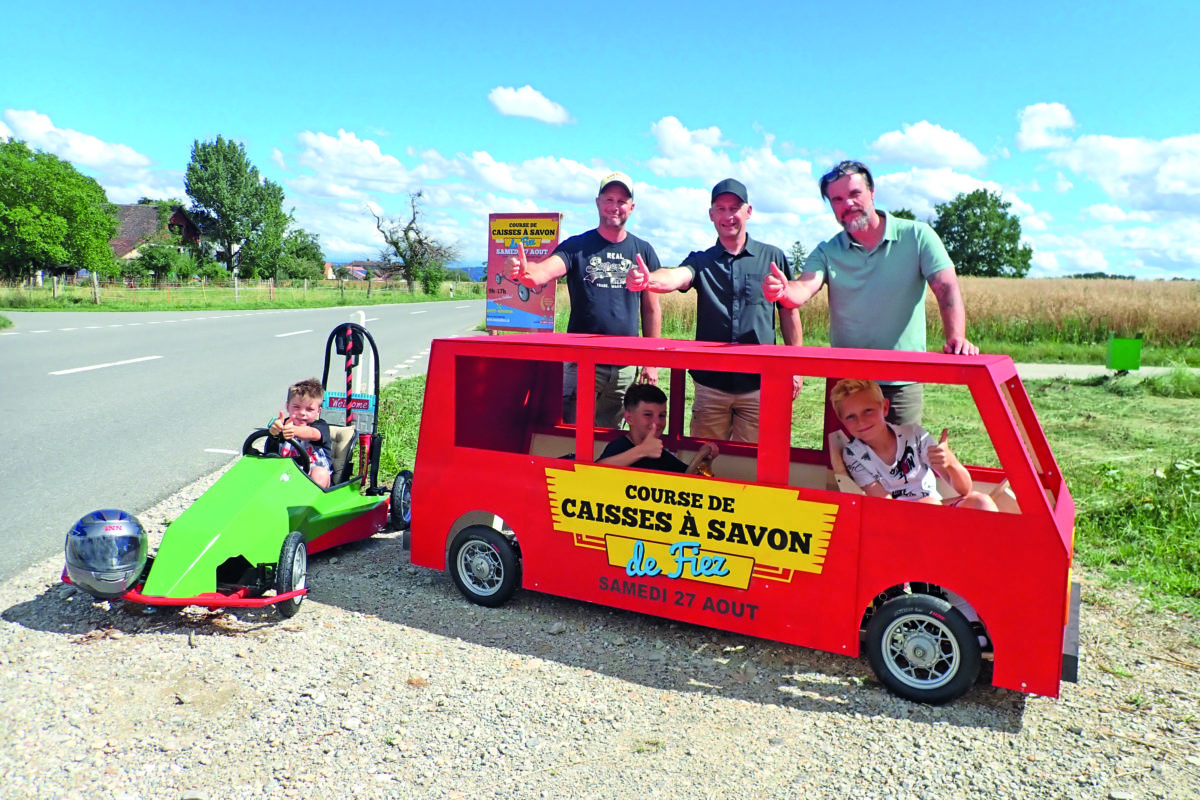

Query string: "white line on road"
[[275, 330, 313, 338], [51, 355, 163, 376], [455, 305, 471, 309], [204, 448, 239, 455], [410, 310, 427, 315], [33, 330, 49, 334], [0, 332, 17, 336]]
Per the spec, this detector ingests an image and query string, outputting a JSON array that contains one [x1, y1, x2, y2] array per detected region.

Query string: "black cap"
[[711, 178, 748, 204]]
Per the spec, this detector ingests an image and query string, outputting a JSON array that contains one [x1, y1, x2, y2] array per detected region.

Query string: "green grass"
[[378, 368, 1200, 615], [0, 282, 485, 311], [0, 313, 10, 329]]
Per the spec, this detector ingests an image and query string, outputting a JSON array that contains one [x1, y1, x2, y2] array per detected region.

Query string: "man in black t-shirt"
[[507, 171, 662, 428]]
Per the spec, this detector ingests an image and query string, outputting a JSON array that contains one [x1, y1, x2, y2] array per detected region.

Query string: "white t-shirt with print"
[[842, 422, 941, 501]]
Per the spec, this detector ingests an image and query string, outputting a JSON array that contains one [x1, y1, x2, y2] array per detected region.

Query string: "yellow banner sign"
[[547, 465, 837, 589]]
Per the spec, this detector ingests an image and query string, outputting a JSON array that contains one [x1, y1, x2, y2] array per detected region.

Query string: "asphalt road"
[[0, 301, 483, 582]]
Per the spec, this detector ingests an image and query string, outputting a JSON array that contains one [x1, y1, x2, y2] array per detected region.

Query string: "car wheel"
[[390, 470, 413, 531], [494, 272, 503, 285], [518, 284, 530, 302], [449, 526, 519, 608], [865, 593, 980, 705], [275, 531, 307, 618]]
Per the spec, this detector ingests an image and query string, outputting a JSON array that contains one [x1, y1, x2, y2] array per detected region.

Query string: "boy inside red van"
[[598, 383, 718, 474], [831, 378, 996, 510]]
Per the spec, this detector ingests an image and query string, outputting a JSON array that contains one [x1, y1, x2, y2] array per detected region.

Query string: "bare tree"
[[371, 191, 459, 294]]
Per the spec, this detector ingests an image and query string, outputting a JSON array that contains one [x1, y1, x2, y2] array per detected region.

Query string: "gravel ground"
[[2, 464, 1198, 800]]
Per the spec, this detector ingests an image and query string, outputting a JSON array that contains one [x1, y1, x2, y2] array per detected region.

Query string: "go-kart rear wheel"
[[390, 470, 413, 531], [517, 284, 530, 302], [275, 532, 307, 618], [449, 526, 520, 608]]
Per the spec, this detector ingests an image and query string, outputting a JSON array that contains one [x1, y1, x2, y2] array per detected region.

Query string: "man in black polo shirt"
[[626, 178, 802, 441]]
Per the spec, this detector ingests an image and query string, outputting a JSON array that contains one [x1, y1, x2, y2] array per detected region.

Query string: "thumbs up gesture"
[[927, 428, 954, 470], [636, 428, 665, 459], [625, 253, 652, 292], [506, 240, 528, 282], [268, 410, 286, 437], [762, 261, 789, 303]]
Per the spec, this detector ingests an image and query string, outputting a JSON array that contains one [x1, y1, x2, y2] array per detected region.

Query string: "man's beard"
[[842, 211, 869, 233]]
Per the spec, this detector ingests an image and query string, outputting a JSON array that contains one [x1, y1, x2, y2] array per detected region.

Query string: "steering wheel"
[[242, 428, 312, 474]]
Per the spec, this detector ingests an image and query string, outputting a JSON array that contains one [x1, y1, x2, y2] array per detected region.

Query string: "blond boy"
[[830, 379, 996, 510], [267, 378, 333, 489]]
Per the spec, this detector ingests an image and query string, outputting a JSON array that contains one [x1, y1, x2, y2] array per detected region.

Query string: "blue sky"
[[3, 1, 1199, 278]]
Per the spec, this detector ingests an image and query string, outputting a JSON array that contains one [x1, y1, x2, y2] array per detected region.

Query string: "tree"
[[184, 135, 287, 277], [889, 208, 917, 221], [932, 189, 1032, 278], [0, 139, 119, 280], [281, 228, 326, 281], [372, 192, 459, 293], [237, 180, 289, 280], [788, 240, 808, 270]]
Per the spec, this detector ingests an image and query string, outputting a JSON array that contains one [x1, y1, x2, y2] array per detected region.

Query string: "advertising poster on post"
[[486, 212, 563, 332]]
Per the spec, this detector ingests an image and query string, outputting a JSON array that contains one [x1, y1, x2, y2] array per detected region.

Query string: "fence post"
[[91, 272, 100, 305], [234, 274, 239, 303]]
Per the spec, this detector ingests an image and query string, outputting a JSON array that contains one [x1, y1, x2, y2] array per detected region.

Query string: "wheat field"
[[557, 277, 1199, 348]]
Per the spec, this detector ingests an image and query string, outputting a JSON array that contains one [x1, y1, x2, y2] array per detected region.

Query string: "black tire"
[[494, 272, 503, 285], [274, 532, 307, 618], [517, 284, 530, 302], [448, 526, 520, 608], [865, 593, 980, 705], [390, 470, 413, 531]]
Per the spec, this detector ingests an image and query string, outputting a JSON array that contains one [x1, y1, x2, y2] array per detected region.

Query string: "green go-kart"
[[63, 323, 413, 618]]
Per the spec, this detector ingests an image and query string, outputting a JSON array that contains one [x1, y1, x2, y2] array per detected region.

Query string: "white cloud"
[[646, 116, 733, 178], [874, 168, 1003, 219], [0, 119, 10, 140], [1016, 102, 1076, 150], [870, 121, 986, 170], [1084, 204, 1151, 223], [271, 148, 288, 171], [3, 109, 151, 170], [1055, 172, 1073, 193], [487, 85, 571, 125], [1051, 133, 1200, 212]]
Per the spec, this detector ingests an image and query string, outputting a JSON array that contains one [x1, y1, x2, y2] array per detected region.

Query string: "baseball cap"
[[711, 178, 748, 204], [599, 171, 634, 197]]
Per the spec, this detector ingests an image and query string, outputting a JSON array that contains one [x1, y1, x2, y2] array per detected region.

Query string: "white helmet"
[[64, 509, 148, 599]]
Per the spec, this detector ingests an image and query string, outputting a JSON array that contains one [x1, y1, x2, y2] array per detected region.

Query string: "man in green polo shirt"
[[626, 178, 803, 441], [763, 160, 976, 425]]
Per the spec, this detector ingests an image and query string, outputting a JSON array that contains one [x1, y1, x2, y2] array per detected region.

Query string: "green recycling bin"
[[1106, 333, 1142, 371]]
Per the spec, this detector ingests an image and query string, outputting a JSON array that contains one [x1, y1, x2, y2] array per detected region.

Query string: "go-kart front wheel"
[[449, 526, 520, 608], [391, 470, 413, 531], [275, 532, 308, 618], [864, 593, 981, 705]]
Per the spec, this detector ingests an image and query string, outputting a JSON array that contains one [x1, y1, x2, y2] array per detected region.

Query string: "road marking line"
[[410, 310, 427, 315], [51, 355, 163, 375], [33, 330, 50, 333], [60, 327, 77, 331], [455, 305, 471, 309], [204, 448, 239, 455], [0, 332, 18, 337], [276, 329, 313, 338]]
